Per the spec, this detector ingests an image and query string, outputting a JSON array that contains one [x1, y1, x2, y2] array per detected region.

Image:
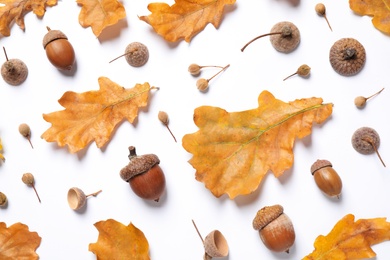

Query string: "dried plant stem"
[[109, 50, 136, 63], [31, 184, 41, 203], [192, 219, 204, 244], [164, 124, 176, 142], [283, 72, 297, 81], [367, 87, 385, 100], [86, 190, 102, 198], [241, 32, 282, 52], [363, 137, 386, 167], [208, 64, 230, 82], [3, 47, 8, 61], [27, 137, 33, 149], [324, 16, 332, 31]]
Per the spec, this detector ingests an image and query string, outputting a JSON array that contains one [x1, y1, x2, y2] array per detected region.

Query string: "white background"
[[1, 0, 390, 259]]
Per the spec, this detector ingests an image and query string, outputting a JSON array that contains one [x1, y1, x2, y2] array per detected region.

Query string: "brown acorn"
[[253, 204, 295, 253], [310, 159, 342, 198], [43, 27, 75, 70], [120, 146, 166, 202]]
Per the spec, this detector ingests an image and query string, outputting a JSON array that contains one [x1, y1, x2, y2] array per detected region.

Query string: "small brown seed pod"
[[0, 191, 7, 207], [283, 64, 311, 81], [120, 146, 166, 202], [18, 123, 33, 149], [1, 47, 28, 86], [315, 3, 332, 31], [311, 159, 342, 198], [22, 173, 41, 203], [192, 220, 229, 260], [253, 204, 295, 253], [241, 21, 300, 53], [329, 38, 366, 76], [110, 42, 149, 67], [195, 64, 230, 92], [43, 27, 75, 70], [67, 187, 102, 210], [354, 87, 384, 108], [352, 127, 386, 167]]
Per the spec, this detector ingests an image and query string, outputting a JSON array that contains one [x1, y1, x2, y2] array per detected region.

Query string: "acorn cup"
[[192, 220, 229, 259], [67, 187, 102, 210]]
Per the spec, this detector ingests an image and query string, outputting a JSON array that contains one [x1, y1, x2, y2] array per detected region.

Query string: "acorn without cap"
[[120, 146, 166, 202], [43, 27, 75, 71]]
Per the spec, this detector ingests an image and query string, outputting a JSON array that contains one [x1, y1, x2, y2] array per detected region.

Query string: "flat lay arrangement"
[[1, 0, 390, 259]]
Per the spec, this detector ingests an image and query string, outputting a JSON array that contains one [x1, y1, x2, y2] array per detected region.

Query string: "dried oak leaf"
[[349, 0, 390, 35], [41, 77, 157, 153], [77, 0, 126, 37], [182, 90, 332, 199], [0, 0, 57, 37], [0, 138, 4, 162], [0, 222, 42, 260], [303, 214, 390, 260], [89, 219, 150, 260], [139, 0, 236, 42]]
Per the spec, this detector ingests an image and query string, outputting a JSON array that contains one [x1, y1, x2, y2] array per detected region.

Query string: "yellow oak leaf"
[[182, 91, 332, 199], [303, 214, 390, 260], [89, 219, 150, 260], [41, 77, 157, 153], [0, 0, 57, 36], [0, 222, 42, 260], [0, 138, 4, 162], [349, 0, 390, 35], [139, 0, 236, 42], [77, 0, 126, 37]]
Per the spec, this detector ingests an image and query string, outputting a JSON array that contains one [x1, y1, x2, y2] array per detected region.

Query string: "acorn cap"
[[119, 146, 160, 181], [270, 21, 300, 53], [329, 38, 366, 76], [43, 28, 68, 49], [253, 204, 284, 230], [310, 159, 332, 175], [204, 230, 229, 258], [67, 187, 86, 210]]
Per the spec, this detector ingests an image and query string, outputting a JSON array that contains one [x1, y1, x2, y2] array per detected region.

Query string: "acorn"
[[253, 204, 295, 253], [120, 146, 166, 202], [43, 27, 75, 70], [310, 159, 342, 198]]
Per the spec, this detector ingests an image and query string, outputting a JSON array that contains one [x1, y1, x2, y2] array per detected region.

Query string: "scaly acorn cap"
[[310, 159, 332, 175], [42, 27, 68, 49], [119, 146, 160, 182], [253, 204, 284, 230]]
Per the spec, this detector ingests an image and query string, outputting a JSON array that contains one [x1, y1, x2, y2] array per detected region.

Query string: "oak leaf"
[[41, 77, 157, 153], [349, 0, 390, 35], [0, 0, 57, 36], [303, 214, 390, 260], [89, 219, 150, 260], [0, 222, 41, 260], [77, 0, 126, 37], [0, 138, 4, 162], [182, 91, 332, 199], [139, 0, 236, 42]]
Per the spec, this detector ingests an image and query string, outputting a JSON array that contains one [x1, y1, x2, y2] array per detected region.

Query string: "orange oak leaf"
[[303, 214, 390, 260], [0, 222, 42, 260], [182, 91, 333, 199], [89, 219, 150, 260], [0, 0, 57, 36], [0, 138, 4, 162], [139, 0, 236, 42], [349, 0, 390, 35], [41, 77, 158, 153], [77, 0, 126, 37]]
